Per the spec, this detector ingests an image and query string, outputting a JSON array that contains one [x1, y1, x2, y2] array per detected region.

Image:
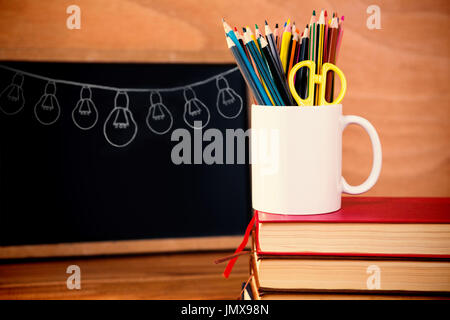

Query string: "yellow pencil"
[[280, 19, 292, 73], [317, 10, 325, 71]]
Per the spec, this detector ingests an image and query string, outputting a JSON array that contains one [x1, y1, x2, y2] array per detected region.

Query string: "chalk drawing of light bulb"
[[34, 81, 61, 125], [183, 87, 210, 129], [216, 76, 243, 119], [0, 73, 25, 115], [146, 91, 173, 135], [103, 91, 138, 148], [72, 86, 98, 130]]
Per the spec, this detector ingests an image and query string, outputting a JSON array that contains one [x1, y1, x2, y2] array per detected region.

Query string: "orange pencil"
[[287, 31, 299, 77]]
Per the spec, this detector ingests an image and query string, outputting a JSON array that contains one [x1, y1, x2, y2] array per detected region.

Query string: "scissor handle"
[[319, 63, 347, 106], [288, 60, 315, 106], [288, 61, 347, 106]]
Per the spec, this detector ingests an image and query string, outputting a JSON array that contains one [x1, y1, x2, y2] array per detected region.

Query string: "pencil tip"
[[222, 19, 231, 33], [265, 20, 268, 25], [341, 16, 345, 20], [313, 10, 316, 15], [275, 23, 279, 27], [255, 24, 259, 29]]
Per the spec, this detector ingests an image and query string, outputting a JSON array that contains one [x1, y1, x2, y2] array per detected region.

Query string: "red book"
[[255, 197, 450, 258]]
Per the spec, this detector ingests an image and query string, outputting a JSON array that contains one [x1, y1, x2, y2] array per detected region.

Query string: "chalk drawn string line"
[[0, 64, 239, 93]]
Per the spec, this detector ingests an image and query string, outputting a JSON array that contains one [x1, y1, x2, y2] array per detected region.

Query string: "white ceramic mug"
[[251, 104, 382, 215]]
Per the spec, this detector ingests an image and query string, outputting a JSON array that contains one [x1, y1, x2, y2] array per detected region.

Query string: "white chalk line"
[[0, 64, 239, 93]]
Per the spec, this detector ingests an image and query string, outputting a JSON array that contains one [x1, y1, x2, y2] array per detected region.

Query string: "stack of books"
[[243, 197, 450, 300]]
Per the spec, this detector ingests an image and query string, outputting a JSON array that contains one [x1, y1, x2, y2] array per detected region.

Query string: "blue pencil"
[[244, 30, 285, 106], [226, 36, 265, 104], [223, 19, 272, 105]]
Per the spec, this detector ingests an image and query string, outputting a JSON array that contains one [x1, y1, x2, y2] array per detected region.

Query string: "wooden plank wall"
[[0, 0, 449, 197]]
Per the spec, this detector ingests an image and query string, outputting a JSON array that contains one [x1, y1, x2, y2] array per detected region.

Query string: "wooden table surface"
[[0, 251, 248, 300]]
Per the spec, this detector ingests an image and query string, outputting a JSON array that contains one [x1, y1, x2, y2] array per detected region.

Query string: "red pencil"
[[335, 16, 344, 62], [323, 10, 329, 63]]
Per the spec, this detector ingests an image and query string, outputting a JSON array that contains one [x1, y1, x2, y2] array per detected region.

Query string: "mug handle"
[[342, 115, 382, 194]]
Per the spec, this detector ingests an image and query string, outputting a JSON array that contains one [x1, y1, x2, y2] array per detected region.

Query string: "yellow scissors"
[[288, 60, 347, 106]]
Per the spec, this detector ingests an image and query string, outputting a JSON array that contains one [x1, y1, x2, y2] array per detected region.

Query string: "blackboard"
[[0, 62, 251, 247]]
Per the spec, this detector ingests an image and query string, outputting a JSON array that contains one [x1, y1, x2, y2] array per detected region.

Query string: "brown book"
[[259, 291, 450, 300], [245, 273, 450, 300], [250, 236, 450, 293]]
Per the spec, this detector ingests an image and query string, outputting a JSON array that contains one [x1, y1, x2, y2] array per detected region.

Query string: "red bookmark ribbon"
[[223, 215, 256, 278]]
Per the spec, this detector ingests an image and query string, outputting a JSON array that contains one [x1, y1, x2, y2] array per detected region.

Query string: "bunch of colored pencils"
[[222, 10, 344, 106]]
